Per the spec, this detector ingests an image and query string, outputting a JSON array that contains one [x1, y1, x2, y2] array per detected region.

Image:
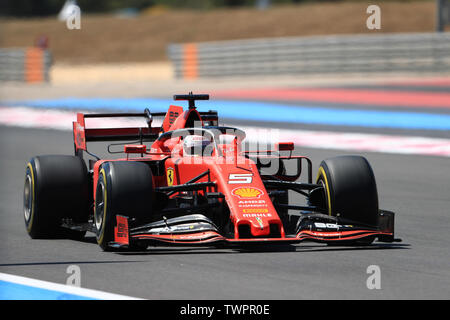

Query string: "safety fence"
[[168, 33, 450, 79], [0, 48, 52, 83]]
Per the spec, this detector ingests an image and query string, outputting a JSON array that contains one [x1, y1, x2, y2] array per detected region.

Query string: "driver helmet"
[[183, 135, 213, 156]]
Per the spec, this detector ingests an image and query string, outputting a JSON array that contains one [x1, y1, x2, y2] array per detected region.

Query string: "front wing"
[[110, 212, 399, 249]]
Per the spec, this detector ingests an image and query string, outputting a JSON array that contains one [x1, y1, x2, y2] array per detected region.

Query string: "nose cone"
[[235, 216, 279, 238], [250, 217, 271, 236]]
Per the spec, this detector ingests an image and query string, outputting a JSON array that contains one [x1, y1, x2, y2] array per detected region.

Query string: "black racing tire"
[[94, 161, 154, 251], [24, 155, 89, 239], [316, 155, 379, 227]]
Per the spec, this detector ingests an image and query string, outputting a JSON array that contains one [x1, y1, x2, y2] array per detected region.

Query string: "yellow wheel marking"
[[317, 166, 332, 216], [96, 168, 107, 244], [26, 162, 35, 232]]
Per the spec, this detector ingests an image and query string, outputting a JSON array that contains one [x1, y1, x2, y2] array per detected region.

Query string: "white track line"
[[1, 106, 450, 157], [0, 272, 142, 300]]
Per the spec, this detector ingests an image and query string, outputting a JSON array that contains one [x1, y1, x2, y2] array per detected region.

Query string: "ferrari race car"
[[23, 93, 400, 251]]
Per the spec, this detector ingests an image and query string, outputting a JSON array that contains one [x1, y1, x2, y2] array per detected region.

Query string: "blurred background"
[[0, 0, 449, 85]]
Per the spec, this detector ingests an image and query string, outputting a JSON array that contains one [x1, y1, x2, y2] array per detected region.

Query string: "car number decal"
[[228, 173, 253, 184]]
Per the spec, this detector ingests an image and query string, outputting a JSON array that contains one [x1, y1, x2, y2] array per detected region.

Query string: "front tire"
[[94, 161, 154, 251], [316, 155, 379, 227]]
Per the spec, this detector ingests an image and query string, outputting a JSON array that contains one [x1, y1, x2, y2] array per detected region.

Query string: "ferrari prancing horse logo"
[[166, 167, 175, 186]]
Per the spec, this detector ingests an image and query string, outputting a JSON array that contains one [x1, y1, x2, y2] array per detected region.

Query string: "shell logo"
[[232, 187, 264, 199]]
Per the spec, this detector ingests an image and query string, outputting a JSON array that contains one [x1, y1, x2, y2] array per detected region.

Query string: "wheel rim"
[[23, 175, 32, 222], [95, 181, 105, 230]]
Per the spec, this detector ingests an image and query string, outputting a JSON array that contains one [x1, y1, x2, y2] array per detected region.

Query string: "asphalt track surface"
[[1, 124, 449, 299], [1, 78, 450, 299]]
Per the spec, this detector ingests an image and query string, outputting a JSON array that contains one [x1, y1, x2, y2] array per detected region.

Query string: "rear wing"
[[73, 108, 163, 155], [73, 107, 219, 155]]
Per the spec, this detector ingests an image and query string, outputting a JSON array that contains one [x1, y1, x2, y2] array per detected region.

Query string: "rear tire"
[[316, 155, 379, 227], [24, 155, 89, 239], [94, 161, 154, 251]]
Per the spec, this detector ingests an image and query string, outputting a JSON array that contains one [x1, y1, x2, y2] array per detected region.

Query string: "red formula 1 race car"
[[23, 93, 400, 251]]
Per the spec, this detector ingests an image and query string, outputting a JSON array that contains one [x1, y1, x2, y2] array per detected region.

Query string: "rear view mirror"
[[124, 144, 146, 154], [276, 142, 294, 151]]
